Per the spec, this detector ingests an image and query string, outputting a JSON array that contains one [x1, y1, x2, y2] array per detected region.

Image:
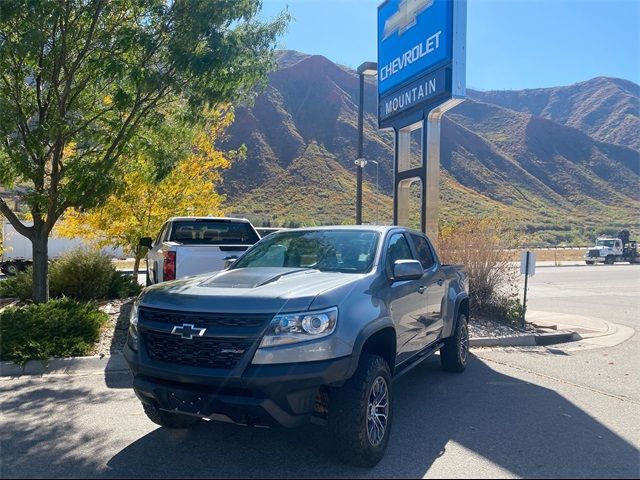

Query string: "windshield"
[[169, 220, 259, 245], [596, 240, 616, 248], [231, 230, 380, 273]]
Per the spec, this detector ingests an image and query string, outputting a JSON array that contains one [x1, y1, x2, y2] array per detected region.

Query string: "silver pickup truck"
[[125, 226, 469, 466]]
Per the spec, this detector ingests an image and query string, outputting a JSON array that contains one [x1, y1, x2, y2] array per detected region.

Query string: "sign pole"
[[522, 250, 530, 328]]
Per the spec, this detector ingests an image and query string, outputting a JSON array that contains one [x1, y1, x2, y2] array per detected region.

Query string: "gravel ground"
[[469, 316, 537, 338], [94, 299, 135, 356]]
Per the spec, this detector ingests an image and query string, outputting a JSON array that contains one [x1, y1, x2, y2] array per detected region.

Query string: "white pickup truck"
[[140, 217, 260, 285]]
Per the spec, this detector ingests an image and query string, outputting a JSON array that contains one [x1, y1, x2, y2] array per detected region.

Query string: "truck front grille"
[[144, 331, 254, 369], [139, 307, 272, 329], [588, 249, 600, 258]]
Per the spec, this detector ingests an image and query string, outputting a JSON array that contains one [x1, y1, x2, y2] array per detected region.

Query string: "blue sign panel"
[[378, 0, 453, 95], [378, 68, 448, 121]]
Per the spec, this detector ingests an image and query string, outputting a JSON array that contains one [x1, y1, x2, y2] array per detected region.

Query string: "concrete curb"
[[0, 353, 129, 377], [470, 330, 581, 348]]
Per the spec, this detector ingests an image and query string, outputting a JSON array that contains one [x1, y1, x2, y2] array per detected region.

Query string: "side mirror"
[[224, 256, 238, 269], [139, 237, 153, 249], [392, 260, 423, 282]]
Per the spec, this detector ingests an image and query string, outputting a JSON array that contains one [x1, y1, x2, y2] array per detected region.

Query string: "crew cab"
[[125, 226, 469, 466], [140, 217, 260, 285]]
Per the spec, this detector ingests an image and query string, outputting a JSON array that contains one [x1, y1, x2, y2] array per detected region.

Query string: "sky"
[[260, 0, 640, 91]]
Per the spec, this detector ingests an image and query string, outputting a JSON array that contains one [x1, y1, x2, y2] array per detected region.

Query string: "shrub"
[[49, 249, 114, 301], [0, 298, 108, 365], [439, 218, 521, 322], [107, 271, 142, 299], [1, 249, 141, 301], [0, 268, 33, 300]]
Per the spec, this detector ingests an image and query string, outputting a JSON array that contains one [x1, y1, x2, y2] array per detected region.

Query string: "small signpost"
[[520, 250, 536, 326]]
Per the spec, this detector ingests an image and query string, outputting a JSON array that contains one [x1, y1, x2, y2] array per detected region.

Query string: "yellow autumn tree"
[[57, 107, 240, 276]]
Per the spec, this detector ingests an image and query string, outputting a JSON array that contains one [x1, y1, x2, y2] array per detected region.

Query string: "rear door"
[[409, 233, 446, 346]]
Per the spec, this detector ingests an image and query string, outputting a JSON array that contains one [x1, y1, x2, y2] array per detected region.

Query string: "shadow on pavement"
[[101, 355, 638, 478]]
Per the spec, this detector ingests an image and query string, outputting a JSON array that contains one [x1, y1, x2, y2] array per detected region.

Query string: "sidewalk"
[[526, 310, 635, 350]]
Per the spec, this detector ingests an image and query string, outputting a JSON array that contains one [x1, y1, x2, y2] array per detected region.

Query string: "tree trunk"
[[133, 254, 142, 278], [32, 226, 50, 303]]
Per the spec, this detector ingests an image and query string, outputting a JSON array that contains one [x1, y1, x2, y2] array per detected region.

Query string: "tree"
[[57, 106, 239, 277], [0, 0, 288, 302]]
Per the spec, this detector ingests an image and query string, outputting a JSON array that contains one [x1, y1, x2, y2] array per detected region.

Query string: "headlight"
[[259, 307, 338, 348], [127, 301, 139, 351]]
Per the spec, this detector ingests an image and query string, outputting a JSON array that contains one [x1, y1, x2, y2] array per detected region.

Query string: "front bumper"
[[124, 343, 353, 428]]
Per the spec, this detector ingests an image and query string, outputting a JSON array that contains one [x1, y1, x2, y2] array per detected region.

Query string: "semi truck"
[[1, 221, 124, 275], [584, 230, 640, 265]]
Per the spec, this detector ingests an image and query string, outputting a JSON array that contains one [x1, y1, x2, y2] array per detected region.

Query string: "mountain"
[[469, 78, 640, 150], [221, 50, 640, 244]]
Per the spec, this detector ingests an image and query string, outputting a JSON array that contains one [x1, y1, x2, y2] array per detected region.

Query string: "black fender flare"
[[448, 293, 470, 339], [346, 317, 396, 378]]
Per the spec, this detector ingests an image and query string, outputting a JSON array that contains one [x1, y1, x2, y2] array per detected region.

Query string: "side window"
[[410, 234, 435, 269], [154, 223, 167, 246], [386, 233, 414, 273]]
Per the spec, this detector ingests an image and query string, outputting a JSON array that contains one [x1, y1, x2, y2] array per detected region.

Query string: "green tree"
[[0, 0, 288, 302]]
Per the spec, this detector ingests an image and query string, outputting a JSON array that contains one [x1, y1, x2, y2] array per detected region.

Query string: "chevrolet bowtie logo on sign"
[[383, 0, 434, 40], [171, 323, 206, 340]]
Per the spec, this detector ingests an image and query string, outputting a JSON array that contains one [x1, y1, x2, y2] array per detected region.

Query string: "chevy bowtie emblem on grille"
[[383, 0, 434, 40], [171, 323, 206, 340]]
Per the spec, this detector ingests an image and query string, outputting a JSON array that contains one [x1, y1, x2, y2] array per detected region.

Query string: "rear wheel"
[[328, 354, 392, 467], [1, 262, 21, 276], [440, 313, 469, 373], [142, 403, 202, 429]]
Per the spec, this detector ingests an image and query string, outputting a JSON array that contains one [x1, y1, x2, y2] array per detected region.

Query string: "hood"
[[140, 267, 365, 314]]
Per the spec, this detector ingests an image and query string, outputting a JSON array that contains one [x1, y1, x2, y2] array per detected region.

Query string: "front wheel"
[[585, 260, 595, 265], [605, 255, 615, 265], [440, 313, 469, 373], [328, 355, 393, 467]]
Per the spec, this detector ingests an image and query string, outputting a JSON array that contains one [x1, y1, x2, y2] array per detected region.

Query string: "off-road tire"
[[328, 354, 393, 467], [440, 313, 469, 373], [142, 403, 202, 429]]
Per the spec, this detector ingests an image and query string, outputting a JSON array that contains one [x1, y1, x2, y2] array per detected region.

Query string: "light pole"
[[355, 61, 377, 225], [368, 159, 379, 225]]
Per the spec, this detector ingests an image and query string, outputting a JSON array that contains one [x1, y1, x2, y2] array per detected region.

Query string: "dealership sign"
[[378, 0, 465, 127]]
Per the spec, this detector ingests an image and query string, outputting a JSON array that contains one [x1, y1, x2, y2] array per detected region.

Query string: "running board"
[[393, 342, 444, 381]]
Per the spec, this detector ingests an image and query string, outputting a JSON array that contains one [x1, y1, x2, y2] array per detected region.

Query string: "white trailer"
[[1, 221, 124, 275]]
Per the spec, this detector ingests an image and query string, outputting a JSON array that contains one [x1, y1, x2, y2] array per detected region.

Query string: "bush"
[[107, 271, 142, 299], [0, 249, 141, 301], [0, 298, 108, 365], [0, 269, 33, 300], [439, 218, 521, 322], [50, 249, 114, 301]]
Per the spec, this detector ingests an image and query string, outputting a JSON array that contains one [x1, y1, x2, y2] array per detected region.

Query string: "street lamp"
[[355, 61, 377, 225]]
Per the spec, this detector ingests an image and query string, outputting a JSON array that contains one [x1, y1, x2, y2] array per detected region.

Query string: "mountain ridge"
[[222, 50, 639, 244]]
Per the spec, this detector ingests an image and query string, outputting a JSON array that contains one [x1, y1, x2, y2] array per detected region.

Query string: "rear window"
[[169, 220, 259, 245]]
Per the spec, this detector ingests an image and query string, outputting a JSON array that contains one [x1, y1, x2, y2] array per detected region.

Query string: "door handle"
[[418, 286, 426, 294], [437, 279, 444, 286]]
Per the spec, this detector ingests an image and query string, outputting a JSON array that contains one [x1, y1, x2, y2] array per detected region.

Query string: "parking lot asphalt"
[[1, 266, 638, 478]]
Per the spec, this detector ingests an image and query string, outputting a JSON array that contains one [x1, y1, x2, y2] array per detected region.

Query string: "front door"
[[385, 232, 427, 365]]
